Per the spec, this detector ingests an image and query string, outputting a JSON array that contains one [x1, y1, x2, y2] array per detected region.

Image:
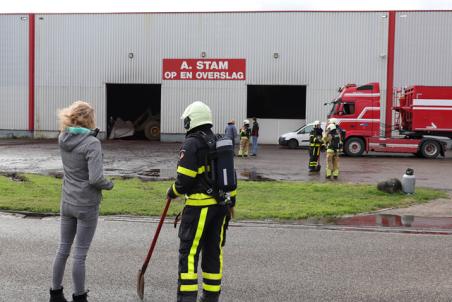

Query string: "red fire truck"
[[326, 82, 452, 158]]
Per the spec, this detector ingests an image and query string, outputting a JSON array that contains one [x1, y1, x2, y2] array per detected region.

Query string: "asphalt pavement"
[[0, 139, 451, 190], [2, 213, 452, 302]]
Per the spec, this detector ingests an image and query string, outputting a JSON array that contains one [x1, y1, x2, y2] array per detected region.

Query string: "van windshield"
[[328, 98, 341, 116], [294, 125, 306, 132]]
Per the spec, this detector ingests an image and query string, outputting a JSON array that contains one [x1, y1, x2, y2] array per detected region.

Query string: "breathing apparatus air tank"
[[402, 168, 416, 194], [215, 138, 236, 192]]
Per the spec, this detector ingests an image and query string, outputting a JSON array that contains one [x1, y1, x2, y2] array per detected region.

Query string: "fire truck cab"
[[326, 82, 452, 158]]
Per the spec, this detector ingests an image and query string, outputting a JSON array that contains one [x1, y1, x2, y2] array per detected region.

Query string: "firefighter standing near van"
[[308, 120, 323, 172], [238, 120, 251, 157], [323, 123, 342, 179], [328, 118, 346, 149], [167, 101, 237, 302]]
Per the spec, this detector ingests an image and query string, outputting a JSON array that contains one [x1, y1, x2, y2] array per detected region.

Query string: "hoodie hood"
[[59, 127, 93, 152]]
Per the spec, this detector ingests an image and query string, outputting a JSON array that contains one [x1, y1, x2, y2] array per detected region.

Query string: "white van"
[[278, 122, 326, 149]]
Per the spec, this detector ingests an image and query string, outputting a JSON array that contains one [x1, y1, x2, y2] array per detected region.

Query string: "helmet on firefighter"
[[327, 123, 336, 131], [328, 118, 338, 125], [243, 119, 250, 125], [313, 120, 321, 127], [180, 101, 213, 131]]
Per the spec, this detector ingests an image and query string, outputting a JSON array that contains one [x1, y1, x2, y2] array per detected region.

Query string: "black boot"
[[177, 293, 197, 302], [72, 292, 88, 302], [49, 287, 68, 302], [199, 292, 219, 302]]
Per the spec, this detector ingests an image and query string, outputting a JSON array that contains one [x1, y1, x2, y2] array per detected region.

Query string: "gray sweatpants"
[[52, 202, 99, 295]]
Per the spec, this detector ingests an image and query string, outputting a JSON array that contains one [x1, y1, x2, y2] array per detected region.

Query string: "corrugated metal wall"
[[394, 11, 452, 88], [5, 11, 451, 142], [0, 15, 29, 131], [35, 14, 158, 132], [33, 12, 389, 143]]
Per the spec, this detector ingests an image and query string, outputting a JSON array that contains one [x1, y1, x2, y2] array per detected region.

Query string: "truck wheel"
[[420, 140, 440, 159], [144, 121, 160, 141], [344, 137, 365, 156], [287, 139, 299, 149]]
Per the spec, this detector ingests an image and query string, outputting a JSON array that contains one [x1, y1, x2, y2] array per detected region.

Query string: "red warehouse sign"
[[162, 59, 246, 80]]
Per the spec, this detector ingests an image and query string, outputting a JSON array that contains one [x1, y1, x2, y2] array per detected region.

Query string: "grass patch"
[[0, 174, 447, 220]]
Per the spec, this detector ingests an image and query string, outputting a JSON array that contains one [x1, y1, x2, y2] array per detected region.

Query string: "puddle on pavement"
[[47, 171, 63, 179], [0, 172, 28, 182], [335, 214, 452, 229], [138, 169, 161, 177], [240, 169, 274, 181]]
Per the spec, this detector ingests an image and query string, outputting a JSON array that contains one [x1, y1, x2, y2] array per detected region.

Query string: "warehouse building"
[[1, 11, 451, 143]]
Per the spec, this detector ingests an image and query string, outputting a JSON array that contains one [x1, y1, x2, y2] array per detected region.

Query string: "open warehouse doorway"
[[247, 85, 306, 119], [106, 84, 161, 140], [247, 85, 307, 143]]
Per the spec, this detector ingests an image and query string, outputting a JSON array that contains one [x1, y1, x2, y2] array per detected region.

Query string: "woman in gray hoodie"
[[49, 101, 113, 302]]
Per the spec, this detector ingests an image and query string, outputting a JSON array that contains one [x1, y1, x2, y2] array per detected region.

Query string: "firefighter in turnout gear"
[[328, 118, 346, 149], [323, 123, 342, 179], [238, 120, 251, 157], [167, 101, 237, 302], [308, 120, 323, 172]]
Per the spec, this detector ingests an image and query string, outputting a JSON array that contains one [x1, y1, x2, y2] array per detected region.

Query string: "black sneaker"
[[72, 291, 88, 302]]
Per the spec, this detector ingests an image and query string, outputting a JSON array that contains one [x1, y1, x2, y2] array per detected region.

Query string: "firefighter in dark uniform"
[[308, 120, 323, 172], [323, 123, 342, 179], [167, 101, 237, 302]]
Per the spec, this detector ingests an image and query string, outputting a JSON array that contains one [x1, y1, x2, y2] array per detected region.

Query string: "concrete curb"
[[3, 210, 452, 235]]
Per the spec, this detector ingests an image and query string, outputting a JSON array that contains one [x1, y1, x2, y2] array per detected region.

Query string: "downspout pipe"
[[385, 11, 396, 138], [28, 13, 35, 133]]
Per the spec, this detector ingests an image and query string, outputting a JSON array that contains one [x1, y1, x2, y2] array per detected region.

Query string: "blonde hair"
[[58, 101, 95, 131]]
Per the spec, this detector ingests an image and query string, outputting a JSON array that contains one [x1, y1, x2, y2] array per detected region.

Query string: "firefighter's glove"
[[166, 185, 178, 200]]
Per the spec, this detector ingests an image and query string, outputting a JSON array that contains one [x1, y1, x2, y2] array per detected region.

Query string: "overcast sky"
[[3, 0, 452, 13]]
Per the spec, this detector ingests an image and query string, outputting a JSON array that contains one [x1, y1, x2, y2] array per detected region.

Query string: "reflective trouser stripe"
[[179, 208, 208, 293], [202, 283, 221, 292], [202, 272, 222, 280], [181, 272, 198, 280], [219, 216, 226, 283], [180, 284, 198, 292], [202, 216, 226, 293], [188, 208, 208, 275]]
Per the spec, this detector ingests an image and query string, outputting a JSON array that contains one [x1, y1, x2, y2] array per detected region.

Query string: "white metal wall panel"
[[394, 11, 452, 88], [0, 15, 29, 130], [34, 12, 389, 143], [35, 14, 159, 132]]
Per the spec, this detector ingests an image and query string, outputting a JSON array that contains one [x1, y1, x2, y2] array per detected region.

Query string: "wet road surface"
[[0, 139, 451, 190], [2, 213, 452, 302]]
